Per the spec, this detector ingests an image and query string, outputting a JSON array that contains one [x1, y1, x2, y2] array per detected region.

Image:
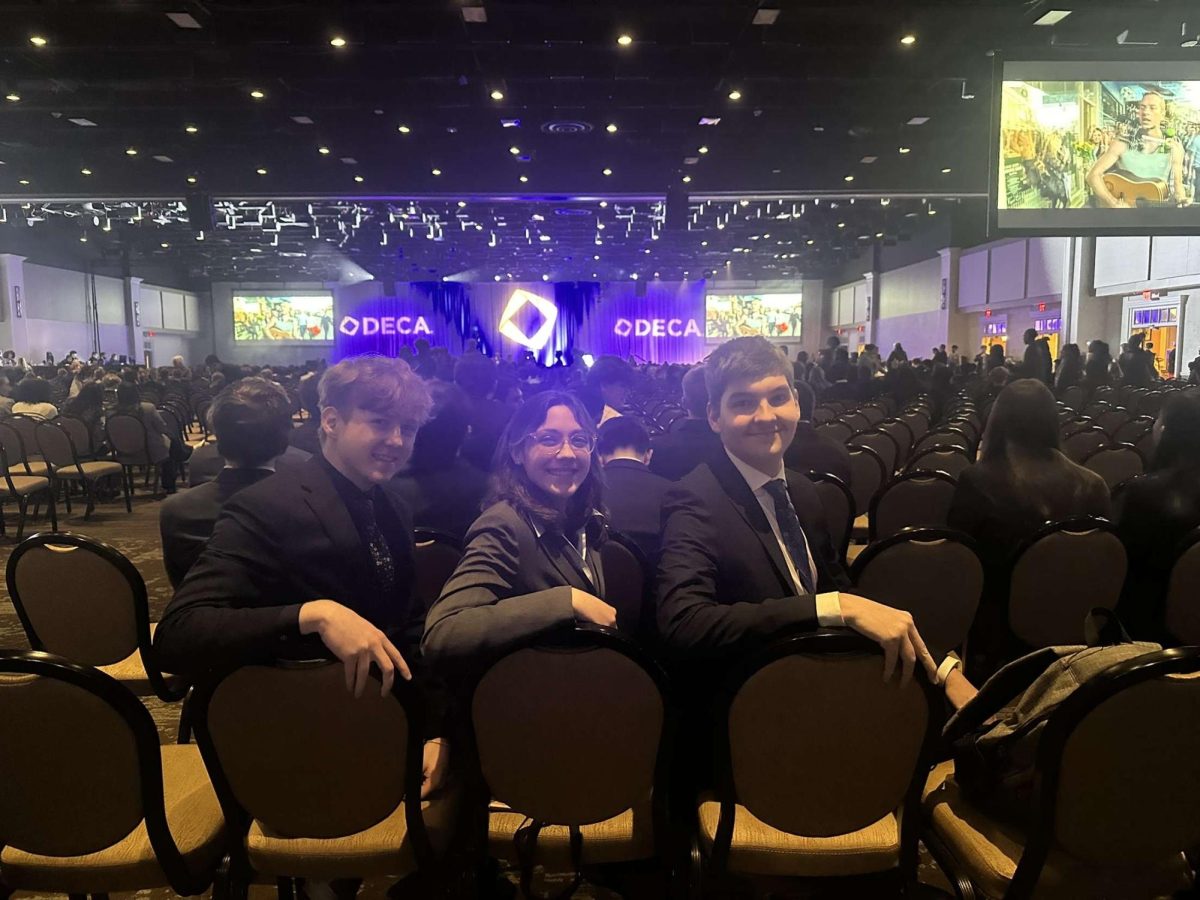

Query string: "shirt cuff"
[[936, 654, 963, 685], [815, 592, 843, 627]]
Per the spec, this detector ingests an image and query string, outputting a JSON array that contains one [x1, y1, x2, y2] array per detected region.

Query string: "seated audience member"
[[11, 376, 58, 419], [422, 391, 618, 664], [288, 373, 322, 456], [392, 384, 489, 541], [61, 382, 106, 452], [455, 353, 512, 472], [582, 355, 634, 424], [155, 356, 449, 795], [159, 377, 292, 588], [113, 383, 188, 493], [596, 415, 672, 558], [188, 431, 311, 485], [649, 366, 722, 481], [1114, 391, 1200, 639], [0, 374, 14, 418], [657, 337, 934, 670], [783, 380, 851, 485]]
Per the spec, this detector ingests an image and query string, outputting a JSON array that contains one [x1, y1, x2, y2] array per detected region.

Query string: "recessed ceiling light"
[[899, 146, 911, 154], [329, 36, 347, 48], [69, 117, 97, 127], [291, 116, 314, 125], [928, 208, 937, 215], [861, 156, 877, 164], [599, 201, 608, 207], [250, 89, 265, 100], [256, 167, 267, 175], [462, 6, 487, 23], [843, 174, 854, 182], [875, 232, 884, 238], [166, 12, 202, 29], [907, 116, 930, 125], [125, 147, 138, 156], [602, 167, 613, 176], [682, 175, 692, 183], [606, 123, 618, 133], [1034, 9, 1072, 25], [752, 8, 781, 25], [184, 124, 199, 134], [519, 175, 529, 183], [806, 239, 814, 245], [186, 176, 197, 184], [900, 33, 917, 45], [699, 117, 721, 126], [29, 35, 47, 47], [941, 167, 952, 174], [18, 179, 29, 185], [728, 89, 743, 101], [500, 118, 520, 128], [431, 168, 442, 176], [5, 94, 19, 102], [340, 157, 357, 164], [318, 146, 330, 155], [397, 124, 410, 133], [160, 242, 170, 249], [353, 175, 364, 182], [250, 247, 262, 253], [837, 222, 845, 228], [457, 200, 467, 207], [490, 89, 504, 101], [154, 155, 173, 163], [509, 146, 520, 155], [80, 167, 92, 175], [617, 34, 633, 46], [79, 235, 88, 243]]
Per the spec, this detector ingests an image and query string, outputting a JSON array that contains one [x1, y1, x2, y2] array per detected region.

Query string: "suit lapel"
[[707, 452, 794, 593], [299, 461, 371, 572]]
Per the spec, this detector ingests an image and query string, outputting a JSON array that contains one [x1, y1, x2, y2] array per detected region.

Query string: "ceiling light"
[[861, 156, 877, 164], [500, 118, 520, 128], [602, 168, 613, 176], [509, 146, 520, 155], [740, 199, 749, 206], [160, 242, 170, 249], [318, 146, 330, 155], [29, 35, 47, 47], [700, 241, 708, 246], [631, 273, 639, 280], [18, 179, 29, 185], [291, 116, 314, 124], [699, 117, 721, 126], [728, 90, 742, 101], [806, 239, 814, 245], [166, 12, 202, 29], [490, 89, 504, 101], [941, 167, 952, 174], [186, 176, 197, 184], [5, 93, 19, 102], [698, 146, 709, 154], [682, 175, 692, 183], [617, 34, 633, 46], [354, 175, 364, 183], [875, 232, 884, 238], [843, 174, 854, 182], [752, 8, 781, 25], [457, 200, 467, 207], [340, 156, 357, 164], [900, 33, 917, 45], [329, 36, 347, 48], [256, 167, 267, 175], [899, 146, 911, 154], [431, 168, 442, 176], [519, 175, 528, 183], [606, 123, 618, 133], [907, 116, 930, 125], [462, 6, 487, 23], [250, 247, 262, 253], [1033, 9, 1072, 25], [125, 147, 138, 156], [79, 235, 88, 243], [837, 222, 845, 228], [250, 89, 265, 99], [69, 117, 97, 126], [928, 208, 937, 215], [80, 167, 92, 175], [184, 124, 199, 134]]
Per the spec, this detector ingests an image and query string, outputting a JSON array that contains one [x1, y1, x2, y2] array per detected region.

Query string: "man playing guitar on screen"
[[1086, 91, 1187, 207]]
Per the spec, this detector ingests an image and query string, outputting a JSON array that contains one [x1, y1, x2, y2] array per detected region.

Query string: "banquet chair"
[[1060, 426, 1109, 464], [412, 528, 463, 614], [692, 632, 939, 897], [905, 445, 973, 481], [847, 445, 887, 519], [849, 429, 900, 477], [0, 447, 56, 541], [851, 527, 984, 658], [53, 415, 100, 461], [1007, 518, 1126, 649], [106, 413, 168, 497], [817, 420, 855, 444], [0, 420, 48, 478], [191, 660, 453, 896], [1058, 384, 1084, 412], [1164, 527, 1200, 646], [6, 531, 186, 703], [878, 419, 915, 467], [806, 472, 854, 567], [868, 470, 958, 543], [472, 627, 673, 898], [924, 647, 1200, 900], [914, 428, 973, 457], [1081, 443, 1144, 491], [0, 650, 227, 898], [36, 420, 129, 518], [6, 415, 46, 470], [600, 532, 652, 639]]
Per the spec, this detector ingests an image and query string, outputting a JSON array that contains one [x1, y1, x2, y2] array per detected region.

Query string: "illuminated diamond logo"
[[338, 315, 361, 336], [498, 288, 557, 350]]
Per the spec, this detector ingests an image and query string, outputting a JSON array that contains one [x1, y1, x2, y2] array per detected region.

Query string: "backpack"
[[944, 609, 1161, 827]]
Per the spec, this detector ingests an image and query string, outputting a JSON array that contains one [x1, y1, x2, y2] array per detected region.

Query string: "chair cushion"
[[51, 461, 123, 480], [246, 789, 457, 880], [4, 475, 50, 496], [696, 793, 899, 877], [923, 761, 1193, 899], [96, 625, 184, 695], [19, 461, 49, 477], [488, 797, 656, 868], [0, 744, 225, 893]]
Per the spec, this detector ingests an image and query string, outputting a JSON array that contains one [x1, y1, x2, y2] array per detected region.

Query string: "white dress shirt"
[[724, 449, 844, 626]]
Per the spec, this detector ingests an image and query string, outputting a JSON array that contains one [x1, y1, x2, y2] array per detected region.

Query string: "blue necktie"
[[762, 479, 816, 594]]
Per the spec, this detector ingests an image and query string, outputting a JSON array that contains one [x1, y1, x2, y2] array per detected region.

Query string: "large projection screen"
[[992, 59, 1200, 235], [705, 292, 803, 341], [232, 293, 334, 342]]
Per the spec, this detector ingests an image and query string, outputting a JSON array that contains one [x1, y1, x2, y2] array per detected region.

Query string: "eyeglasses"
[[527, 430, 597, 453]]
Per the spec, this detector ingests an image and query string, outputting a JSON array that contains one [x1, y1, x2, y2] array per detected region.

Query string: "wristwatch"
[[935, 653, 962, 686]]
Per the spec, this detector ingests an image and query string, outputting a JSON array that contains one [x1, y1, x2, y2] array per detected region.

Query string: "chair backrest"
[[878, 419, 915, 464], [35, 420, 86, 470], [1112, 415, 1154, 446], [54, 415, 94, 456], [859, 405, 886, 426], [0, 419, 30, 466], [7, 415, 42, 459], [1008, 518, 1127, 647], [106, 413, 150, 461], [850, 528, 983, 656], [1061, 426, 1109, 463], [717, 633, 934, 841], [1081, 444, 1144, 491], [1093, 407, 1131, 437], [194, 661, 424, 844], [846, 444, 886, 517], [6, 532, 147, 667], [1137, 391, 1167, 418], [806, 472, 853, 565], [848, 429, 898, 476], [811, 406, 836, 425], [898, 410, 930, 441], [1164, 528, 1200, 645], [816, 420, 854, 444], [471, 629, 667, 828], [914, 428, 972, 456], [599, 534, 650, 637], [905, 445, 973, 480], [1059, 384, 1084, 411], [412, 529, 463, 613], [0, 650, 198, 894], [868, 471, 958, 542]]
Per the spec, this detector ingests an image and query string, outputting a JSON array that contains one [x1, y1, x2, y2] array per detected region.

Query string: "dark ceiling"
[[0, 0, 1193, 281]]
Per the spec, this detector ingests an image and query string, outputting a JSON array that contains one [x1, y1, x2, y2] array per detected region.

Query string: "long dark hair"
[[486, 390, 604, 531], [979, 379, 1061, 463], [1152, 391, 1200, 471]]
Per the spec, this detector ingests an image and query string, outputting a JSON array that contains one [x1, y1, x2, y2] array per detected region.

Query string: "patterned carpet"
[[0, 483, 954, 900]]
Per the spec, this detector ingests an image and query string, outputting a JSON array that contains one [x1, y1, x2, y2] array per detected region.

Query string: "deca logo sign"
[[498, 289, 558, 351], [338, 315, 432, 337], [613, 317, 702, 338]]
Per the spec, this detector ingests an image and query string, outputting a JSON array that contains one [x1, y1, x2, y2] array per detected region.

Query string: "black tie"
[[362, 493, 396, 599], [762, 479, 816, 594]]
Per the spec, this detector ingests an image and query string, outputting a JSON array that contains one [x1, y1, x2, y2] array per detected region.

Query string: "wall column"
[[0, 254, 30, 360], [123, 276, 143, 361], [940, 246, 973, 358], [862, 272, 877, 346]]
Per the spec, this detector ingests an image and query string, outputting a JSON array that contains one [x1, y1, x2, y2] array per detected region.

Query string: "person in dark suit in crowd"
[[159, 377, 292, 588], [649, 366, 722, 481], [1119, 332, 1157, 387], [392, 382, 489, 541], [187, 435, 311, 485], [1021, 329, 1053, 386], [657, 336, 935, 672], [1114, 391, 1200, 639], [1055, 343, 1083, 392], [422, 391, 619, 665], [581, 355, 635, 425], [155, 355, 449, 798], [455, 352, 513, 472], [596, 415, 672, 558], [288, 372, 322, 456], [784, 379, 851, 485]]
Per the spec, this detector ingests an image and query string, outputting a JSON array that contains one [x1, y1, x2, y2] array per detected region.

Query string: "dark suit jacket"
[[392, 460, 489, 541], [460, 397, 513, 471], [784, 422, 852, 485], [187, 441, 312, 487], [656, 450, 851, 659], [155, 458, 421, 682], [422, 501, 608, 665], [602, 458, 672, 558], [159, 467, 273, 589], [649, 418, 723, 482]]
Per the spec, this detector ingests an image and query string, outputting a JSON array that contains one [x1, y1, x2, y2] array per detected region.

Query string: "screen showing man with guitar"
[[1086, 91, 1187, 208]]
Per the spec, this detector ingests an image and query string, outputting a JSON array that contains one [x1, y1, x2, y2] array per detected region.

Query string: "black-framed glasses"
[[527, 430, 597, 453]]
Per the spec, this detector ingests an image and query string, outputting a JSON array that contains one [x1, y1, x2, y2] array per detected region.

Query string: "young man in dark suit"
[[154, 355, 449, 797], [657, 336, 935, 681], [159, 377, 293, 587], [596, 415, 673, 558], [649, 366, 723, 481]]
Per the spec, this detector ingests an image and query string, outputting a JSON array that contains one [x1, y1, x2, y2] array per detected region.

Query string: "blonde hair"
[[318, 354, 432, 424]]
